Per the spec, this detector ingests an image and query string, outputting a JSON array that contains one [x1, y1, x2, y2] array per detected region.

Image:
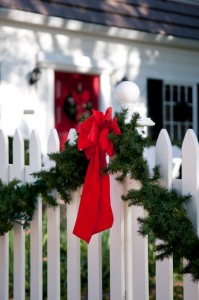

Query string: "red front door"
[[54, 71, 100, 150]]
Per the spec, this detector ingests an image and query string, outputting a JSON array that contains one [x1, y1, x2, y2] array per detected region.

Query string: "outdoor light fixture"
[[29, 66, 41, 85]]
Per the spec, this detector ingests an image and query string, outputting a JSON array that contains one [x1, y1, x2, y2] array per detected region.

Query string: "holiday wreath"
[[0, 107, 199, 280], [63, 89, 93, 122]]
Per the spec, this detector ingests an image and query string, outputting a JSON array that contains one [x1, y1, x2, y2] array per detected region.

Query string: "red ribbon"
[[73, 107, 121, 243]]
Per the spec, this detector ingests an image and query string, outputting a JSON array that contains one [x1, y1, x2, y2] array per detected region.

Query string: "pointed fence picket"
[[67, 189, 81, 299], [124, 190, 133, 300], [182, 130, 199, 300], [124, 177, 149, 300], [110, 174, 126, 300], [25, 130, 42, 300], [47, 129, 60, 300], [0, 130, 9, 300], [66, 128, 81, 300], [9, 130, 26, 300], [88, 233, 102, 300], [155, 130, 173, 300], [1, 126, 199, 299]]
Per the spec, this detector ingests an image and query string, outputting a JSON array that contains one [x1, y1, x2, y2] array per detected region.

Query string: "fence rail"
[[0, 127, 199, 299]]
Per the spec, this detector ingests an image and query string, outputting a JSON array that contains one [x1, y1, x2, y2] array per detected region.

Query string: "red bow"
[[73, 107, 121, 243]]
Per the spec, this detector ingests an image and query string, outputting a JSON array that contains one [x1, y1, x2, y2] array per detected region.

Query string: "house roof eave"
[[0, 7, 199, 51]]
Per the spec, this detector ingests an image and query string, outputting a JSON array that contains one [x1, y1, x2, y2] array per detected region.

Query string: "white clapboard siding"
[[0, 130, 9, 300], [47, 129, 60, 300], [25, 130, 42, 300], [156, 129, 173, 300], [9, 129, 25, 300], [182, 129, 199, 299], [110, 175, 126, 300]]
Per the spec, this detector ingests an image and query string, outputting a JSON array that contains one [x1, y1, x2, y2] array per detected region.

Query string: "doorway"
[[54, 71, 100, 150]]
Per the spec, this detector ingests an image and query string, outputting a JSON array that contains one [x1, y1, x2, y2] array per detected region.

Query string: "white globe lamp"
[[115, 81, 155, 127]]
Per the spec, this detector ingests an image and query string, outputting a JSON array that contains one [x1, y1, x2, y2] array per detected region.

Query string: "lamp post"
[[115, 81, 155, 133]]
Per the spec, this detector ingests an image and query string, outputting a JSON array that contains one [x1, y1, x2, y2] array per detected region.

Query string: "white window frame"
[[162, 81, 198, 140]]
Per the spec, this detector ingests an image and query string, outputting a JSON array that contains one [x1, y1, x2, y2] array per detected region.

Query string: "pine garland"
[[0, 141, 88, 235], [107, 110, 199, 281], [0, 110, 199, 280], [33, 141, 89, 204], [0, 179, 41, 235]]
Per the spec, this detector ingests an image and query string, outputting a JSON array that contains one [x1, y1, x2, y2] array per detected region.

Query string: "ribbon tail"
[[73, 146, 113, 243], [93, 151, 113, 234], [73, 146, 101, 243]]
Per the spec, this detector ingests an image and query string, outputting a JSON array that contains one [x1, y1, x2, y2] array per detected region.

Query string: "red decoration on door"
[[54, 72, 99, 150]]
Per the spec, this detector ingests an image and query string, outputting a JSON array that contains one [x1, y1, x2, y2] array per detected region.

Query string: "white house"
[[0, 0, 199, 153]]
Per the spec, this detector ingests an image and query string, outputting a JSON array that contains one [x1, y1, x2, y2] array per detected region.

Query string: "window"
[[147, 79, 198, 141], [163, 84, 194, 141]]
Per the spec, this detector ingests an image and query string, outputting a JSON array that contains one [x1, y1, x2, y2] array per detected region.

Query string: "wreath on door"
[[63, 90, 93, 122]]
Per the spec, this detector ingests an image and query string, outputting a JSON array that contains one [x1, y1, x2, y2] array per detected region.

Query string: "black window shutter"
[[147, 78, 163, 140]]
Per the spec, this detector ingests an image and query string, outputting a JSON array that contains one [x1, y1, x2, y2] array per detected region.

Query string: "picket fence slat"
[[88, 233, 102, 300], [25, 130, 43, 300], [182, 129, 199, 300], [124, 177, 149, 300], [66, 128, 81, 299], [67, 190, 81, 300], [10, 129, 25, 300], [124, 178, 133, 300], [125, 177, 148, 300], [0, 234, 9, 300], [131, 191, 149, 300], [47, 129, 60, 300], [0, 130, 9, 300], [156, 130, 173, 188], [182, 130, 199, 232], [0, 130, 8, 181], [156, 129, 173, 300], [110, 175, 126, 300], [1, 123, 199, 300]]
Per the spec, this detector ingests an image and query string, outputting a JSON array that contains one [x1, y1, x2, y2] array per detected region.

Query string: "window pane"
[[180, 86, 185, 102], [189, 107, 193, 122], [165, 85, 170, 102], [166, 105, 170, 121], [188, 87, 193, 104], [173, 85, 178, 102], [163, 83, 194, 143]]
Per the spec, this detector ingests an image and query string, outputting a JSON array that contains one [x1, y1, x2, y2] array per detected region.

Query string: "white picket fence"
[[0, 127, 199, 300]]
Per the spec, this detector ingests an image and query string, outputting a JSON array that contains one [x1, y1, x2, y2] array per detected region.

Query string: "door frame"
[[38, 52, 115, 135]]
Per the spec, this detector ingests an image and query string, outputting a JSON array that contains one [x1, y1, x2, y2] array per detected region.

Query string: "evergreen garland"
[[0, 109, 199, 281], [0, 179, 41, 235], [0, 141, 88, 235], [107, 110, 199, 281], [33, 141, 89, 204]]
